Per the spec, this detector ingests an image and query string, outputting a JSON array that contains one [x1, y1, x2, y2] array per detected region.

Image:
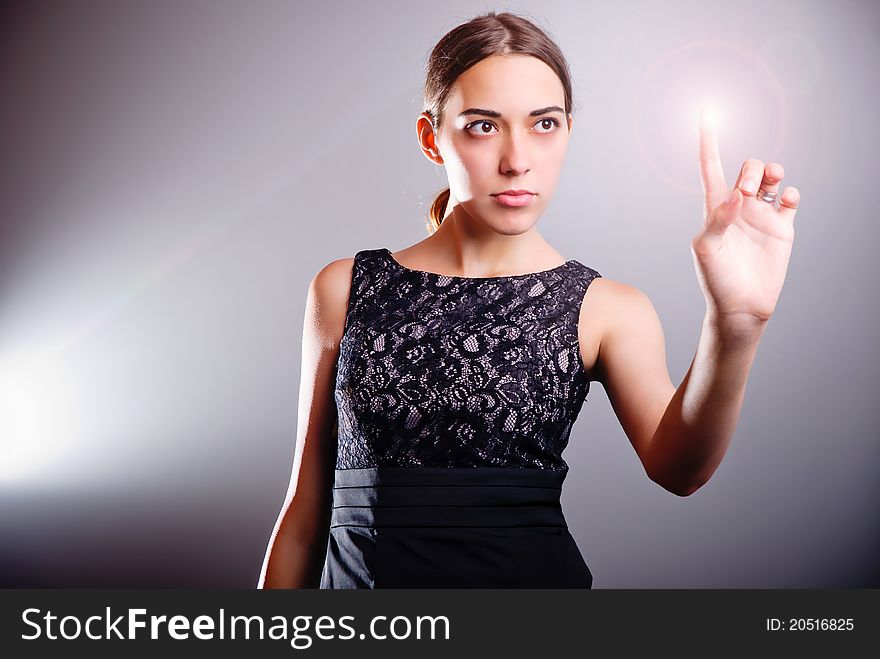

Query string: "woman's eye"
[[465, 118, 561, 135], [535, 117, 561, 133], [466, 120, 498, 135]]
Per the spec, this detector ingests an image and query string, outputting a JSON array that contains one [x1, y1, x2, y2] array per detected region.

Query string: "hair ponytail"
[[427, 186, 451, 234]]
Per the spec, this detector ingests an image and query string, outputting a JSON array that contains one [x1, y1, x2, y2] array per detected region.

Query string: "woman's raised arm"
[[586, 106, 799, 497]]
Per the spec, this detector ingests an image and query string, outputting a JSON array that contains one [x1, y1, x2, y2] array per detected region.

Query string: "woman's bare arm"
[[592, 108, 798, 498], [589, 278, 765, 497], [258, 257, 354, 588], [645, 310, 765, 496]]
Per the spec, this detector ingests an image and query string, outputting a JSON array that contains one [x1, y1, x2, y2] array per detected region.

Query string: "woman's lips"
[[492, 192, 535, 208]]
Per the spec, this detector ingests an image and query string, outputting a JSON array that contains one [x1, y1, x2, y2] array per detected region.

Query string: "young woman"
[[259, 11, 799, 589]]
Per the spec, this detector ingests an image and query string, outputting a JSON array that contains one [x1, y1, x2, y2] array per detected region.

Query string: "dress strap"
[[341, 249, 390, 336]]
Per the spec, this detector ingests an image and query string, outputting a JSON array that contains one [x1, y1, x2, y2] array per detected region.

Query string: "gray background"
[[0, 0, 877, 587]]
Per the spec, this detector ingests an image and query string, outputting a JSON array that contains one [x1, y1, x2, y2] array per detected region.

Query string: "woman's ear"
[[417, 113, 444, 165]]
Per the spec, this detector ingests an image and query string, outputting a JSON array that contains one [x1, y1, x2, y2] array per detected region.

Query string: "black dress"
[[320, 247, 602, 588]]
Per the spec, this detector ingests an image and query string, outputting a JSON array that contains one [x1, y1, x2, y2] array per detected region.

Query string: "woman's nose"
[[499, 137, 530, 175]]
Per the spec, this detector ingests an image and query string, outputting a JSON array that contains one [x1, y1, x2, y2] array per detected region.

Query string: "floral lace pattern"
[[333, 248, 602, 473]]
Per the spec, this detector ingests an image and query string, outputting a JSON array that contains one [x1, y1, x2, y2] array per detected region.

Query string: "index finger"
[[698, 105, 728, 209]]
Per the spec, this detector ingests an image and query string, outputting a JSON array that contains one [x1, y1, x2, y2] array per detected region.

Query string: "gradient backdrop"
[[1, 0, 877, 587]]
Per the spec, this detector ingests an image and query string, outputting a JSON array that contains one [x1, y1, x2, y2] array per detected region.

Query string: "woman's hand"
[[692, 106, 800, 335]]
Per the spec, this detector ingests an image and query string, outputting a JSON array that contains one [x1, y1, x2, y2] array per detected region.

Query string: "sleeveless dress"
[[319, 247, 602, 588]]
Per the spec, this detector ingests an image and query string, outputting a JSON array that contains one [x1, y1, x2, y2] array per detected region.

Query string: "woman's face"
[[425, 54, 572, 235]]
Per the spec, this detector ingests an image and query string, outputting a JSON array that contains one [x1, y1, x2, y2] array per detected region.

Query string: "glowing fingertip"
[[701, 104, 722, 130]]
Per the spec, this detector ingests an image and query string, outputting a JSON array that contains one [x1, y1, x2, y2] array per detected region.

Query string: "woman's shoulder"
[[582, 275, 657, 329], [581, 274, 662, 350], [574, 274, 662, 381], [312, 255, 355, 295], [306, 254, 363, 349], [312, 246, 392, 301], [585, 275, 648, 303]]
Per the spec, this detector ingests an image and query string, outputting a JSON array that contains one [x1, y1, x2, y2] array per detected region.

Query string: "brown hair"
[[422, 11, 575, 234]]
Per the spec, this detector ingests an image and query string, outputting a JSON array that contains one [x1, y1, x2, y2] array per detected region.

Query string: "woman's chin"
[[487, 214, 540, 235]]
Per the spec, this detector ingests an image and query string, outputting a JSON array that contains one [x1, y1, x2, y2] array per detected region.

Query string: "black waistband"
[[329, 467, 568, 529]]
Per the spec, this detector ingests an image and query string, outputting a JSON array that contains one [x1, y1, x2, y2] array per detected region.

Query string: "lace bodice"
[[332, 248, 602, 473]]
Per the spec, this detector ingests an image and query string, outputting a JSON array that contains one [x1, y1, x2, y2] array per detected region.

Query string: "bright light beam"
[[0, 345, 77, 482]]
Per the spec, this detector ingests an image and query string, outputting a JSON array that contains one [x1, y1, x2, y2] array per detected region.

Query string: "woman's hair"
[[422, 11, 574, 234]]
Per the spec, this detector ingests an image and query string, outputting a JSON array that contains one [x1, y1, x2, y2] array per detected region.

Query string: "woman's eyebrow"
[[457, 105, 565, 119]]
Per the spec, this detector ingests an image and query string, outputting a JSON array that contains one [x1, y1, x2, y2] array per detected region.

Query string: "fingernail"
[[742, 179, 757, 193]]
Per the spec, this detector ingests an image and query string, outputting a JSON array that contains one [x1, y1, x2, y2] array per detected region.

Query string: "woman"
[[259, 11, 799, 588]]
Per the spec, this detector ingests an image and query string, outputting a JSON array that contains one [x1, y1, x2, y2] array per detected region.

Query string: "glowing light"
[[699, 103, 723, 132], [0, 345, 77, 482], [632, 39, 788, 197]]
